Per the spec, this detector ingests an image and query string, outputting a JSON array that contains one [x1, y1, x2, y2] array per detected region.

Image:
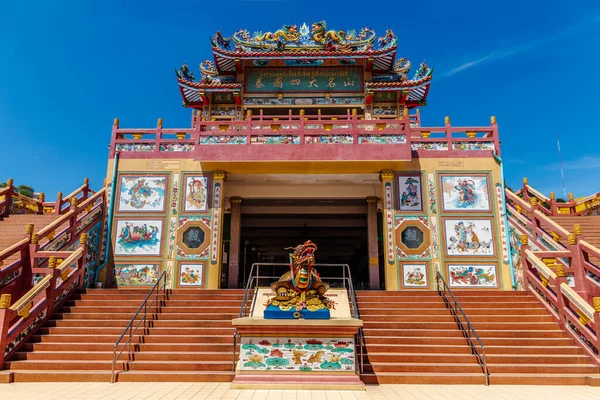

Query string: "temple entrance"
[[235, 199, 374, 289]]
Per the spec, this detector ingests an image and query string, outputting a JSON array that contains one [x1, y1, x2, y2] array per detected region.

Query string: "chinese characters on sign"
[[245, 67, 363, 93]]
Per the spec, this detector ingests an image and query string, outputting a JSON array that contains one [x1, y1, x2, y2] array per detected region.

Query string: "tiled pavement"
[[1, 383, 600, 400]]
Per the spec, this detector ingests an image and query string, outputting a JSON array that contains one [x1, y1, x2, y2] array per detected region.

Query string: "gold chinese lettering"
[[273, 77, 283, 89], [344, 77, 355, 87], [255, 77, 266, 89], [290, 79, 300, 86], [328, 77, 336, 88], [308, 77, 318, 88]]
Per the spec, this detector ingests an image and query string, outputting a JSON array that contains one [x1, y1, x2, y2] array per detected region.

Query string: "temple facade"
[[101, 22, 511, 291]]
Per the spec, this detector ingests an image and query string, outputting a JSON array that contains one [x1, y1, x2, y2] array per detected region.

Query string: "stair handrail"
[[110, 271, 167, 383], [435, 271, 489, 386], [233, 262, 365, 374]]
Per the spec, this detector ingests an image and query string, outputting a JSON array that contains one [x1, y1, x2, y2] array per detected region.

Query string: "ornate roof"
[[210, 22, 398, 72]]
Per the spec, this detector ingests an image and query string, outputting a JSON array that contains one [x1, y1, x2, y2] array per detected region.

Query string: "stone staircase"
[[0, 214, 60, 261], [358, 290, 600, 385], [3, 288, 243, 382], [549, 215, 600, 248]]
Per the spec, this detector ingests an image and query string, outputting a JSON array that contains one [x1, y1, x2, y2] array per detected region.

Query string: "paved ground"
[[2, 383, 600, 400]]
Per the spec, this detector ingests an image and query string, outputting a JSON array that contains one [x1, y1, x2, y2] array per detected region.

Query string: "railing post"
[[445, 116, 452, 150], [554, 262, 568, 329], [0, 294, 12, 370], [55, 192, 63, 215], [568, 231, 590, 302], [37, 192, 45, 214], [82, 178, 90, 201], [549, 192, 558, 215], [78, 233, 89, 288], [519, 235, 531, 291], [20, 224, 35, 292], [593, 298, 600, 352]]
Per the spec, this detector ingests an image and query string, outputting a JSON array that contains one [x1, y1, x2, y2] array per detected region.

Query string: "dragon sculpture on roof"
[[225, 21, 379, 52]]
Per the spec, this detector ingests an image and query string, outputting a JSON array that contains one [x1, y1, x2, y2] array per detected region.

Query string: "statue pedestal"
[[231, 317, 364, 390]]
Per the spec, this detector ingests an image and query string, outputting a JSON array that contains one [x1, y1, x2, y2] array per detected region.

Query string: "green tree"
[[0, 182, 35, 198]]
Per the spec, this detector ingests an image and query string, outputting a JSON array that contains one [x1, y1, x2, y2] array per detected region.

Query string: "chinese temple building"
[[101, 21, 509, 292], [4, 21, 600, 387]]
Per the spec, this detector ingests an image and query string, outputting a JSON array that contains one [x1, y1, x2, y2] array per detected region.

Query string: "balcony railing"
[[109, 115, 500, 161]]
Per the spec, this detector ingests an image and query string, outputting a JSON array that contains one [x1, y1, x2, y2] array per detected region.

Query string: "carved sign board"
[[250, 288, 351, 319], [146, 160, 181, 170]]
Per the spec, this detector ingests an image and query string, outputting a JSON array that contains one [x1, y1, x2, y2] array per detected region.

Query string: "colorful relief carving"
[[114, 143, 155, 152], [184, 176, 209, 212], [452, 142, 495, 151], [448, 264, 498, 288], [251, 135, 300, 145], [118, 175, 167, 213], [411, 142, 448, 151], [443, 218, 495, 257], [384, 182, 395, 264], [114, 264, 160, 286], [495, 183, 510, 265], [429, 217, 440, 259], [239, 337, 356, 372], [427, 173, 436, 214], [211, 182, 222, 264], [402, 264, 428, 288], [199, 136, 247, 145], [160, 143, 194, 152], [0, 267, 22, 289], [358, 135, 406, 144], [440, 175, 490, 212], [170, 174, 179, 215], [305, 135, 353, 144], [84, 221, 102, 286], [4, 309, 47, 357], [397, 175, 423, 212], [114, 219, 164, 256], [168, 216, 177, 258], [179, 263, 204, 287]]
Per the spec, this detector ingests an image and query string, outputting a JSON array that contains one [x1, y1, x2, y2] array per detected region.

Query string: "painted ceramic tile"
[[397, 175, 423, 212], [184, 176, 209, 212], [448, 264, 498, 287], [444, 218, 495, 256], [402, 264, 428, 287], [239, 337, 356, 372], [441, 175, 490, 212], [179, 263, 204, 286], [118, 176, 167, 212], [114, 264, 160, 286], [114, 219, 163, 256]]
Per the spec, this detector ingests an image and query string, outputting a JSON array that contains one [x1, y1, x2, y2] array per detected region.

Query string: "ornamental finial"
[[593, 297, 600, 313], [568, 192, 574, 201], [80, 233, 88, 245], [25, 224, 34, 235], [444, 116, 450, 125], [7, 178, 13, 187], [523, 177, 528, 185], [157, 118, 163, 128], [0, 294, 11, 309], [574, 224, 582, 235], [113, 118, 119, 127], [555, 264, 565, 278], [520, 234, 529, 245], [550, 192, 555, 199], [490, 116, 496, 124], [568, 233, 577, 245]]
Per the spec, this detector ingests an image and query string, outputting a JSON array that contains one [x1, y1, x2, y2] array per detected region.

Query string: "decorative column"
[[366, 197, 380, 289], [209, 171, 227, 289], [379, 170, 398, 291], [228, 197, 243, 289]]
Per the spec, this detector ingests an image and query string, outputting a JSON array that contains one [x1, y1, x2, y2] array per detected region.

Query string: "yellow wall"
[[102, 155, 511, 291]]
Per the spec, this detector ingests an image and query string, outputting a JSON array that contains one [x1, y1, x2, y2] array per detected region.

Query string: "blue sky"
[[1, 1, 599, 199]]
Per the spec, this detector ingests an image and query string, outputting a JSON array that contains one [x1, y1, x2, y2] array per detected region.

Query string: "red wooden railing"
[[506, 188, 600, 363], [0, 177, 95, 218], [517, 179, 600, 216], [108, 114, 500, 160], [0, 236, 88, 369]]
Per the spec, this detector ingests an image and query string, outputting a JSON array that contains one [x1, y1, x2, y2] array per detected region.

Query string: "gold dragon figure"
[[311, 21, 354, 44], [254, 24, 300, 43], [394, 58, 412, 80], [268, 240, 332, 312]]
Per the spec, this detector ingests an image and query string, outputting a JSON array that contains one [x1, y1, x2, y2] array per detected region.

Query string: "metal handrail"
[[110, 271, 167, 383], [435, 271, 490, 385], [232, 262, 365, 374]]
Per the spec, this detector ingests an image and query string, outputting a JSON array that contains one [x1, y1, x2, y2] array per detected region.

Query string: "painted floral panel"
[[114, 219, 163, 256], [118, 175, 167, 212], [448, 264, 498, 287], [114, 264, 160, 286], [179, 263, 204, 287], [444, 218, 495, 257], [184, 176, 209, 212], [239, 337, 356, 372], [397, 175, 423, 212], [440, 175, 490, 212]]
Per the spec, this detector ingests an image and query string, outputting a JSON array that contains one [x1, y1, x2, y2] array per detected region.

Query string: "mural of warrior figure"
[[455, 179, 476, 207]]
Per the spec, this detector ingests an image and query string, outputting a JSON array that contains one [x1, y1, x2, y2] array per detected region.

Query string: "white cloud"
[[438, 15, 600, 79]]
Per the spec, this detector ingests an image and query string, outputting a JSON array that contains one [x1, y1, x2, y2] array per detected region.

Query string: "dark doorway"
[[238, 199, 370, 289]]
